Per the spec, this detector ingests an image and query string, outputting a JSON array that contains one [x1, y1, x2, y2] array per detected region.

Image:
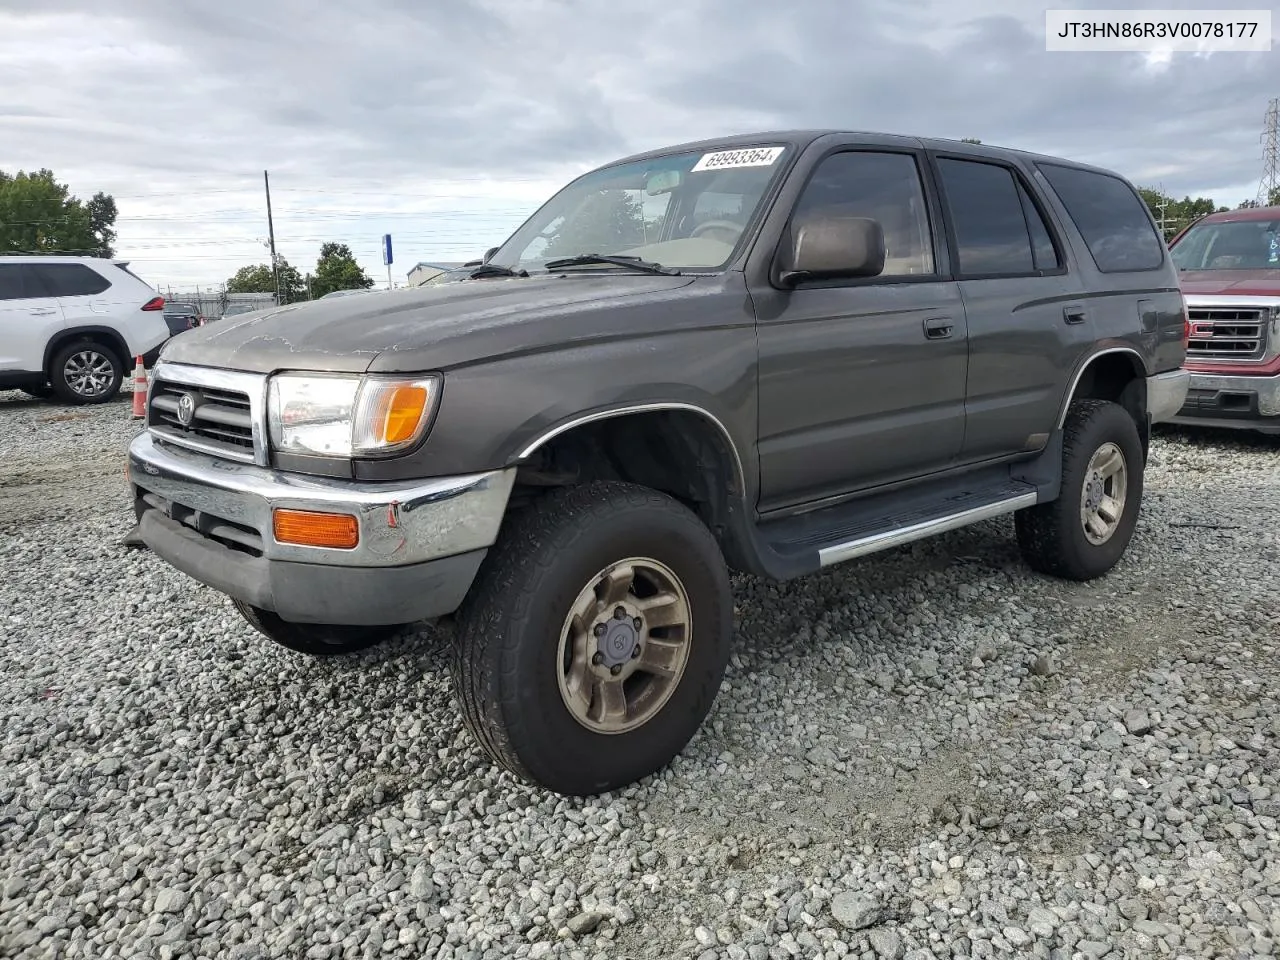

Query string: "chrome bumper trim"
[[1146, 369, 1190, 424], [128, 432, 515, 567], [1183, 370, 1280, 417]]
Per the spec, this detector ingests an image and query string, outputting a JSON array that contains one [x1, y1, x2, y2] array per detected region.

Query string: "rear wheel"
[[232, 599, 405, 656], [48, 340, 123, 405], [451, 480, 733, 796], [1016, 398, 1144, 581]]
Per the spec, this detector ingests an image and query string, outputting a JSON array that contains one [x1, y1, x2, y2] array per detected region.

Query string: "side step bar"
[[817, 490, 1039, 567]]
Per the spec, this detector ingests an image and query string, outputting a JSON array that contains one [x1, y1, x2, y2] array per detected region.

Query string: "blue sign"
[[382, 234, 393, 266]]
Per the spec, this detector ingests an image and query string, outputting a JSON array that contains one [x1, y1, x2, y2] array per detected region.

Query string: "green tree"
[[1137, 187, 1227, 239], [310, 242, 374, 298], [225, 258, 306, 302], [0, 168, 117, 256], [225, 263, 275, 294], [541, 190, 646, 259]]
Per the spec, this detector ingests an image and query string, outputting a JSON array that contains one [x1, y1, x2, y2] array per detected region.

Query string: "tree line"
[[225, 243, 374, 302], [1136, 185, 1280, 239]]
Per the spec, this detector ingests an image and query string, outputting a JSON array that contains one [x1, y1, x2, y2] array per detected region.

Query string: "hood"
[[1178, 269, 1280, 298], [158, 274, 697, 375]]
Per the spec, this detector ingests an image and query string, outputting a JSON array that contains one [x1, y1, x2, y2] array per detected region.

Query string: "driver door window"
[[790, 151, 936, 277]]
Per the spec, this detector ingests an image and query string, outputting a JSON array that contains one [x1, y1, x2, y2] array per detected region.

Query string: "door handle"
[[924, 317, 954, 339], [1063, 306, 1087, 324]]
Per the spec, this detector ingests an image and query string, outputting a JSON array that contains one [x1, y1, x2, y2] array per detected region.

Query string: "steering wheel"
[[689, 219, 744, 242]]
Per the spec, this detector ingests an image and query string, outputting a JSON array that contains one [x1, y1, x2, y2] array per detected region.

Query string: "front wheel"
[[1015, 398, 1144, 581], [451, 480, 733, 796], [232, 599, 405, 655]]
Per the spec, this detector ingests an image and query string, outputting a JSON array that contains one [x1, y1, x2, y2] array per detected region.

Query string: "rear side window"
[[30, 263, 111, 297], [0, 264, 29, 301], [1037, 163, 1165, 272], [936, 158, 1040, 275]]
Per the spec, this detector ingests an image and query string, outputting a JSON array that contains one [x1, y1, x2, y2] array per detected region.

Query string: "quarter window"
[[0, 264, 28, 301], [1037, 163, 1165, 272], [789, 151, 936, 276], [29, 263, 111, 297], [1018, 181, 1061, 271]]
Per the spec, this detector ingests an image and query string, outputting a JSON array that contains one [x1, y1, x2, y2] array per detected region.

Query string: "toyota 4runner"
[[127, 131, 1189, 796]]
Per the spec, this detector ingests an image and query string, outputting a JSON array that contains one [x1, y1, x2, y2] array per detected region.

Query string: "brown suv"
[[128, 131, 1190, 796]]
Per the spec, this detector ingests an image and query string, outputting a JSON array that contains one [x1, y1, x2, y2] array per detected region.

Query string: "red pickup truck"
[[1166, 204, 1280, 435]]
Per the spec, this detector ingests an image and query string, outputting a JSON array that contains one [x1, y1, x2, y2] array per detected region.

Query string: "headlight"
[[268, 373, 441, 458]]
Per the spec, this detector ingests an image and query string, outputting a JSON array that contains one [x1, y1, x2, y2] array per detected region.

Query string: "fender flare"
[[1055, 346, 1147, 429], [515, 401, 748, 498]]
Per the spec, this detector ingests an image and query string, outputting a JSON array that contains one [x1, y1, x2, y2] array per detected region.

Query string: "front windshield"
[[1170, 217, 1280, 270], [488, 144, 792, 273]]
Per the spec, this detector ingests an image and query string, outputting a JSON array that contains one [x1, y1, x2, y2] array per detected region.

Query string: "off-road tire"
[[231, 599, 404, 656], [48, 340, 124, 405], [1015, 398, 1144, 581], [451, 480, 733, 796]]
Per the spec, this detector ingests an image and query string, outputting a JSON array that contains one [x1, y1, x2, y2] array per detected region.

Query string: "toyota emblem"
[[176, 393, 196, 426]]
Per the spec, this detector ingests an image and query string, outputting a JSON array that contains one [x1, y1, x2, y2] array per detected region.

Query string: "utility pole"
[[264, 170, 281, 305], [1151, 183, 1175, 239]]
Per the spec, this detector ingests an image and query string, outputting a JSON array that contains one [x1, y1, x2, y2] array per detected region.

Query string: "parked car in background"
[[128, 130, 1188, 796], [1166, 204, 1280, 435], [217, 302, 263, 321], [162, 301, 203, 335], [0, 256, 169, 404]]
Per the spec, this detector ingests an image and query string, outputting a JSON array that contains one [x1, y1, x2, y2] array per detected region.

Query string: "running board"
[[817, 490, 1038, 567]]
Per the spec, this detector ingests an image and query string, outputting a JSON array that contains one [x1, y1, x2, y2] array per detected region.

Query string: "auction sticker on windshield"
[[691, 146, 785, 172]]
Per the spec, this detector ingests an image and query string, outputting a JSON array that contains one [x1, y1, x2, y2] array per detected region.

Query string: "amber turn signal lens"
[[377, 385, 430, 445], [272, 508, 359, 549]]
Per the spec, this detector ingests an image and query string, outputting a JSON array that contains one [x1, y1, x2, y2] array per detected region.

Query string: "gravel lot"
[[1, 388, 1278, 960]]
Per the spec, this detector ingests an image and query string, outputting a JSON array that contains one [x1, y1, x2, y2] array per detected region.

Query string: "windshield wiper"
[[542, 253, 680, 276], [468, 263, 528, 278]]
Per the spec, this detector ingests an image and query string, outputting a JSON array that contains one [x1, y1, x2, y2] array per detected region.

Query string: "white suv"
[[0, 256, 172, 404]]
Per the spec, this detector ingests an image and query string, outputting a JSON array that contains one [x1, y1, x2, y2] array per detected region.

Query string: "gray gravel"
[[2, 388, 1278, 960]]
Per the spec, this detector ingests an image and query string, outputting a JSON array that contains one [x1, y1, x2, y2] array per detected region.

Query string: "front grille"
[[148, 379, 256, 461], [1185, 306, 1271, 361], [137, 490, 264, 557]]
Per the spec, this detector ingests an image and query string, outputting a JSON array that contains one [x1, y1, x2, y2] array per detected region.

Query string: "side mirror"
[[483, 246, 499, 263], [779, 216, 885, 286]]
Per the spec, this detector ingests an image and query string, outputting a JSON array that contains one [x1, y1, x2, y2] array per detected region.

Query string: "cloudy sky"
[[1, 0, 1276, 291]]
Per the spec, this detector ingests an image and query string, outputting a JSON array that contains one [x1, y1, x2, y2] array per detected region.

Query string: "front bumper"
[[127, 432, 516, 624], [1167, 370, 1280, 435]]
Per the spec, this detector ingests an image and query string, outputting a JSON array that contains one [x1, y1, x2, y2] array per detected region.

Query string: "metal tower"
[[1258, 97, 1279, 205]]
